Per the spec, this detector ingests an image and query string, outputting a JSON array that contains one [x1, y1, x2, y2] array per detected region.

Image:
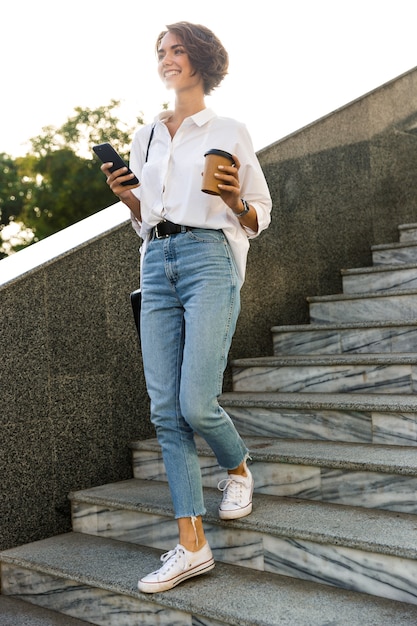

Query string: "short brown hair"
[[156, 22, 229, 95]]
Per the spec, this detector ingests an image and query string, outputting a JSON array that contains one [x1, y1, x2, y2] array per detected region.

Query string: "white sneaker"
[[138, 543, 215, 593], [218, 463, 254, 520]]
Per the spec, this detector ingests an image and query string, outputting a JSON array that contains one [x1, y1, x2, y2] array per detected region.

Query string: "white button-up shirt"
[[129, 108, 272, 285]]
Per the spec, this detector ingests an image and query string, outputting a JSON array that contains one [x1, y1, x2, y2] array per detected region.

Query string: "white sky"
[[2, 0, 417, 156]]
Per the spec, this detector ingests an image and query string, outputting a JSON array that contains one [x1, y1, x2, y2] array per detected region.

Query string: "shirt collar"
[[155, 108, 216, 127], [190, 108, 217, 126]]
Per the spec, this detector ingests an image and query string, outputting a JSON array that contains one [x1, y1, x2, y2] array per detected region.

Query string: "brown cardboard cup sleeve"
[[202, 149, 235, 195]]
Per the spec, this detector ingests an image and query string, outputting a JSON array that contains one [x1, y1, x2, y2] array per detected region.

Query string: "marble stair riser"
[[70, 503, 417, 606], [372, 245, 417, 266], [221, 404, 417, 446], [263, 536, 417, 606], [342, 266, 417, 294], [0, 564, 194, 626], [231, 362, 417, 394], [0, 596, 93, 626], [131, 449, 417, 514], [399, 225, 417, 242], [308, 292, 417, 324], [272, 325, 417, 355]]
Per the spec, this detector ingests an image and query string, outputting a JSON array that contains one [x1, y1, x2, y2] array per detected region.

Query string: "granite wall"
[[234, 66, 417, 362], [3, 66, 417, 551], [1, 222, 152, 551]]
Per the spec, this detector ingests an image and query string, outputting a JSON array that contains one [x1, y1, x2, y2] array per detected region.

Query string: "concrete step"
[[341, 263, 417, 294], [372, 241, 417, 266], [131, 435, 417, 514], [5, 533, 417, 625], [230, 353, 417, 394], [68, 479, 417, 606], [271, 320, 417, 355], [219, 391, 417, 445], [399, 223, 417, 242], [0, 595, 93, 625], [307, 288, 417, 323]]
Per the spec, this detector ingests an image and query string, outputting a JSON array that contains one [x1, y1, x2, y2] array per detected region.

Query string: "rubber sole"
[[138, 557, 215, 593]]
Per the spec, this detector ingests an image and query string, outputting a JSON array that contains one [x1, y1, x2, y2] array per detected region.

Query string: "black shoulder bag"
[[130, 124, 155, 337]]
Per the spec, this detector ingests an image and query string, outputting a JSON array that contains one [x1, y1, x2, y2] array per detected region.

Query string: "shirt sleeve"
[[235, 123, 272, 239]]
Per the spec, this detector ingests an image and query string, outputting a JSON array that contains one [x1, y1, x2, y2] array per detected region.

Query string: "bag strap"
[[145, 124, 155, 163]]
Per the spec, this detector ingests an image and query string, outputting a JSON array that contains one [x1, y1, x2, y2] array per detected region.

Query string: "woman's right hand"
[[101, 163, 140, 199], [101, 163, 141, 219]]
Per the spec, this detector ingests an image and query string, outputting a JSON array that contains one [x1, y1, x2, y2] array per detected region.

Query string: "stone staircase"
[[3, 224, 417, 625]]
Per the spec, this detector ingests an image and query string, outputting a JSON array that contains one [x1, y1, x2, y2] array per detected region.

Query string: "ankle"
[[182, 539, 207, 553], [178, 515, 206, 552], [228, 461, 248, 477]]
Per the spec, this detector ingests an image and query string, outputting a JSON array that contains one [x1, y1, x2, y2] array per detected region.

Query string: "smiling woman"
[[157, 34, 204, 98], [98, 20, 272, 594], [156, 22, 229, 96]]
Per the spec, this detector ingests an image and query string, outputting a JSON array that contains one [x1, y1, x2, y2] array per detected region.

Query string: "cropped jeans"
[[140, 227, 249, 519]]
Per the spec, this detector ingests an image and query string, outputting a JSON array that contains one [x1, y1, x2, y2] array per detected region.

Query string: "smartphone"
[[93, 143, 139, 186]]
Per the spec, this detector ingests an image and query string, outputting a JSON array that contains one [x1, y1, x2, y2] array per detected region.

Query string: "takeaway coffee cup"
[[202, 149, 235, 195]]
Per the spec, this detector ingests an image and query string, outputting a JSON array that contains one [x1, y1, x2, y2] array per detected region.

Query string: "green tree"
[[19, 148, 119, 239], [0, 153, 23, 226], [0, 153, 34, 258], [3, 100, 144, 250], [30, 99, 140, 158]]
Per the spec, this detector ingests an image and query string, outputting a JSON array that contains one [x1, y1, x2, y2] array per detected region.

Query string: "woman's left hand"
[[215, 154, 258, 231], [215, 154, 242, 213]]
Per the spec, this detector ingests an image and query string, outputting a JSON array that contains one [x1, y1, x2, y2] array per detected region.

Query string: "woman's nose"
[[161, 52, 173, 66]]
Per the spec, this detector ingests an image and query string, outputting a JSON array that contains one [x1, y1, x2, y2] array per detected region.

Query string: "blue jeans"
[[140, 227, 248, 518]]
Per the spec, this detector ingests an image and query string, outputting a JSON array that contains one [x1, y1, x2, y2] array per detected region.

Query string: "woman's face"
[[157, 31, 203, 93]]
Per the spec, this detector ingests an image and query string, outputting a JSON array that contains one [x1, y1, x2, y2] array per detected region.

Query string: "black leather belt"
[[151, 220, 192, 239]]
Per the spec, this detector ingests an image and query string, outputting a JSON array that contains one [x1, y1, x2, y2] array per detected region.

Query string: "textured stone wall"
[[1, 222, 152, 550]]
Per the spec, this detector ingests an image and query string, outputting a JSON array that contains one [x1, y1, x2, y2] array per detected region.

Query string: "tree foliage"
[[0, 154, 25, 225], [30, 100, 140, 159], [0, 154, 35, 257], [0, 100, 144, 255]]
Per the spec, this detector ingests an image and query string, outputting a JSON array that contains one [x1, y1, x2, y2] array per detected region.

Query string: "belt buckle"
[[154, 221, 168, 239]]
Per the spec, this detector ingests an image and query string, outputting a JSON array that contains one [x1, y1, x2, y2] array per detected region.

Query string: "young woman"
[[102, 21, 272, 593]]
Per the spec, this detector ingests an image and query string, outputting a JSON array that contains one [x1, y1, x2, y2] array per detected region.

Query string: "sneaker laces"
[[218, 475, 245, 505], [155, 545, 185, 575]]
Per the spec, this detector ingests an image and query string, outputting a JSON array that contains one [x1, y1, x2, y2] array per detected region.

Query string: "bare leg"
[[178, 516, 206, 551], [228, 460, 248, 477]]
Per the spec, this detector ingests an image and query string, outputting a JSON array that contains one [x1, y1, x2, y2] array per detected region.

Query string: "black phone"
[[92, 143, 139, 186]]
